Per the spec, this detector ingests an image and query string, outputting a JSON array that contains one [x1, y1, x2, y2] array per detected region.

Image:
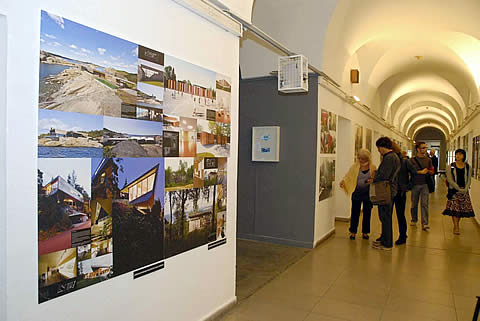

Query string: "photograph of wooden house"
[[38, 158, 92, 256], [38, 109, 103, 158], [103, 116, 163, 157], [196, 119, 230, 157], [38, 248, 77, 302], [165, 158, 194, 191], [39, 10, 139, 118], [193, 156, 219, 188], [164, 185, 216, 257], [163, 54, 217, 119], [112, 158, 165, 275]]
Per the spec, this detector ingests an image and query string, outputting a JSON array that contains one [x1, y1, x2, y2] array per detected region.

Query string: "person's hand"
[[366, 178, 373, 184], [419, 168, 428, 174], [458, 188, 467, 193], [339, 180, 345, 188]]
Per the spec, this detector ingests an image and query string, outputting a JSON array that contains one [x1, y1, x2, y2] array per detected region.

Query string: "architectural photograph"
[[38, 109, 103, 158], [196, 119, 230, 157], [164, 185, 216, 257], [320, 109, 336, 154], [165, 158, 194, 191], [38, 248, 77, 302], [39, 10, 138, 118], [354, 124, 363, 161], [163, 54, 217, 119], [318, 157, 335, 202], [103, 116, 163, 157], [112, 158, 165, 275], [365, 128, 372, 152], [215, 74, 231, 124], [38, 158, 92, 256]]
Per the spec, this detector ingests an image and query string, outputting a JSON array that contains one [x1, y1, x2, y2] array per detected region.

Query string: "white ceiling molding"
[[400, 108, 455, 133], [403, 113, 454, 135]]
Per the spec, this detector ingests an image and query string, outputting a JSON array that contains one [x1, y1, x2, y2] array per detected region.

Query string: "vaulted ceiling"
[[322, 0, 480, 139]]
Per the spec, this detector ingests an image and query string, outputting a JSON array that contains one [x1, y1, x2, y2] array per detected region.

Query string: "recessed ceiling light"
[[415, 56, 422, 60]]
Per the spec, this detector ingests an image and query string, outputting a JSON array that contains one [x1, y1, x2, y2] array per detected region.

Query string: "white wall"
[[1, 1, 239, 320], [0, 13, 7, 321], [450, 116, 480, 226], [314, 83, 407, 243]]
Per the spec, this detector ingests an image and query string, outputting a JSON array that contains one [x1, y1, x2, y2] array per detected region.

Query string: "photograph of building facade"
[[215, 75, 231, 124], [112, 158, 165, 276], [164, 185, 216, 258], [38, 158, 92, 256], [196, 119, 230, 157]]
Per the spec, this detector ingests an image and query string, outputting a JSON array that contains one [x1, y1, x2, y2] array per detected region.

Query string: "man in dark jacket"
[[372, 137, 401, 251], [393, 150, 411, 245], [430, 149, 439, 175]]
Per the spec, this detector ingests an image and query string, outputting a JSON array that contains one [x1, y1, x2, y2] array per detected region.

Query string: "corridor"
[[221, 182, 480, 321]]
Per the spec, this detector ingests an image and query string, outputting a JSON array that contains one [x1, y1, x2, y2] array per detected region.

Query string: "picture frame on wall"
[[252, 126, 280, 162]]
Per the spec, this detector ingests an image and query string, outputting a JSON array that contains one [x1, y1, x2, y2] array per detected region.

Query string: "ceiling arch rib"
[[390, 91, 464, 125], [409, 120, 450, 139], [394, 101, 458, 129], [400, 108, 455, 134], [404, 114, 453, 136], [382, 73, 466, 120]]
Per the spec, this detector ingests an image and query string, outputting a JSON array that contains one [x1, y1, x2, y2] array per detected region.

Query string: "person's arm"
[[373, 154, 395, 182], [446, 165, 461, 191], [427, 158, 434, 175], [465, 164, 472, 190]]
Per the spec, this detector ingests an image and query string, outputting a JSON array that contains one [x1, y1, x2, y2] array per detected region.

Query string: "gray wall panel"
[[237, 75, 318, 247]]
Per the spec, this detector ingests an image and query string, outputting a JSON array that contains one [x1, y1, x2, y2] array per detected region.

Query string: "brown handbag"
[[369, 181, 392, 205]]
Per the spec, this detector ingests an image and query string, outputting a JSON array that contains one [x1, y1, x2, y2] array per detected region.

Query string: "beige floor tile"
[[456, 308, 477, 321], [311, 298, 382, 321], [215, 312, 258, 321], [323, 283, 389, 308], [249, 289, 322, 312], [388, 286, 454, 307], [303, 312, 350, 321], [454, 294, 478, 312], [385, 296, 457, 321], [235, 300, 310, 321], [380, 309, 443, 321]]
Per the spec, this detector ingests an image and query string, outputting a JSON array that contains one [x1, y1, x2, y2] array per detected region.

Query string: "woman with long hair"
[[443, 149, 475, 234], [340, 149, 376, 240]]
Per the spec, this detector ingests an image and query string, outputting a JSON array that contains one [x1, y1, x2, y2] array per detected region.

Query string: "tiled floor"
[[220, 183, 480, 321]]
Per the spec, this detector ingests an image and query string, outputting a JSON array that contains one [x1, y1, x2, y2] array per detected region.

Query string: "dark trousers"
[[378, 203, 393, 248], [393, 191, 407, 239], [349, 198, 373, 234]]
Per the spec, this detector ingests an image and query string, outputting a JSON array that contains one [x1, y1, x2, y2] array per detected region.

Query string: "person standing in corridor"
[[409, 142, 434, 231], [442, 149, 475, 234], [372, 137, 400, 251], [392, 143, 410, 245], [430, 149, 439, 176]]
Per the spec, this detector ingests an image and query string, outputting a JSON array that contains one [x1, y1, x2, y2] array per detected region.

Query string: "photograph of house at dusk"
[[38, 158, 91, 256], [109, 158, 165, 275]]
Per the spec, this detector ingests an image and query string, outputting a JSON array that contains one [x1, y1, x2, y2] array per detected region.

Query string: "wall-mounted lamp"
[[350, 69, 359, 83]]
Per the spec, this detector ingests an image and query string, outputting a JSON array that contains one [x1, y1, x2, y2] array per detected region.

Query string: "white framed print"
[[252, 126, 280, 162]]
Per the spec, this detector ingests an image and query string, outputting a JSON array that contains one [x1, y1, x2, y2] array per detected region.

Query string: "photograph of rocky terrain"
[[39, 10, 138, 117]]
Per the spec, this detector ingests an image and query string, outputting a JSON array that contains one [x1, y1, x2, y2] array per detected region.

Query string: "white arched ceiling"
[[382, 72, 466, 119], [409, 120, 450, 139], [390, 91, 464, 125], [320, 0, 480, 138], [404, 114, 453, 136], [400, 108, 455, 133]]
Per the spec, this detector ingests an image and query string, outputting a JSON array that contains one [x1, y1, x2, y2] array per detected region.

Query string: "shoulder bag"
[[414, 157, 435, 193], [370, 155, 401, 205]]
